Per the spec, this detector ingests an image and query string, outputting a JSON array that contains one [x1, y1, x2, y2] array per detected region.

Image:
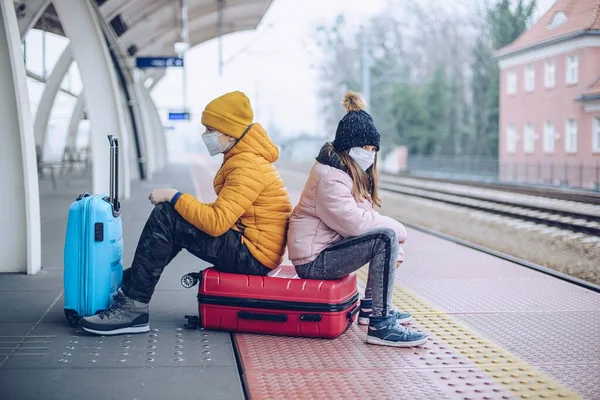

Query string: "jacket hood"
[[225, 123, 279, 163], [315, 142, 347, 172]]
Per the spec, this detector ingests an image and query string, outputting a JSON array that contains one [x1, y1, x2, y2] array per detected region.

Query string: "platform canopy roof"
[[26, 0, 272, 57]]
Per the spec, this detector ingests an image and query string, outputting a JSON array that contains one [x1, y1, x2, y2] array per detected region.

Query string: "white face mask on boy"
[[202, 131, 235, 156], [348, 147, 376, 171]]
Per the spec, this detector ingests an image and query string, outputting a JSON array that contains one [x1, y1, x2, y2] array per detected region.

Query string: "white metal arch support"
[[130, 81, 156, 179], [120, 74, 145, 183], [33, 43, 73, 156], [145, 72, 167, 169], [139, 84, 167, 171], [66, 93, 85, 151], [0, 0, 41, 274], [16, 0, 50, 39], [53, 0, 131, 199]]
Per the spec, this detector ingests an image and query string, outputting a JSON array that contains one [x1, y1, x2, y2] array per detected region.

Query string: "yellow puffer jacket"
[[174, 123, 292, 269]]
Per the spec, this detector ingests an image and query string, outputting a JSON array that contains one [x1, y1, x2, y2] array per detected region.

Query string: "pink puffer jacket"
[[287, 154, 407, 266]]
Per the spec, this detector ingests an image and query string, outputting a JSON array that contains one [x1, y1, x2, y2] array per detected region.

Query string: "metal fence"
[[405, 155, 600, 191]]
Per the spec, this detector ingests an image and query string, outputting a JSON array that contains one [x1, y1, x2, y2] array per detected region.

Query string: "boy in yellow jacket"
[[80, 91, 292, 336]]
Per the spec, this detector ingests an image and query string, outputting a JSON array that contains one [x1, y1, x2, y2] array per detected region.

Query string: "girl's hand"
[[396, 246, 404, 268], [149, 189, 178, 205]]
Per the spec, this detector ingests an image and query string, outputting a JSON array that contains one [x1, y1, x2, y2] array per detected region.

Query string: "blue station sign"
[[168, 112, 191, 121], [136, 57, 184, 69]]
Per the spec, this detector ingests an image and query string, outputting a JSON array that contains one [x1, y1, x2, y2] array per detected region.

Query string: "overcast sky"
[[151, 0, 557, 138]]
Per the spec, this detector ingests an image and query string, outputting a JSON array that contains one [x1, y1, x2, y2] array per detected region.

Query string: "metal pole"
[[217, 0, 223, 76], [42, 30, 46, 79], [361, 26, 371, 109], [182, 58, 188, 111], [179, 0, 189, 110]]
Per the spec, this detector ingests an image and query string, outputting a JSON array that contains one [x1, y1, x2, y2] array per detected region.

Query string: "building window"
[[544, 61, 555, 88], [544, 121, 555, 153], [547, 12, 567, 29], [507, 70, 517, 95], [506, 125, 517, 153], [524, 123, 535, 153], [524, 66, 535, 92], [566, 55, 578, 84], [565, 119, 578, 153], [594, 117, 600, 153]]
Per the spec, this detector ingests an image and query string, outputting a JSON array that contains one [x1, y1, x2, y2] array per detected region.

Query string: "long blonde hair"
[[325, 144, 381, 207]]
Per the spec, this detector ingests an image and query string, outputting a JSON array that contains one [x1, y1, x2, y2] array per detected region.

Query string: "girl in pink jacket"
[[287, 91, 428, 348]]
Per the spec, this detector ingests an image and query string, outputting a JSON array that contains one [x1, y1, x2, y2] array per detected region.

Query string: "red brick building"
[[496, 0, 600, 189]]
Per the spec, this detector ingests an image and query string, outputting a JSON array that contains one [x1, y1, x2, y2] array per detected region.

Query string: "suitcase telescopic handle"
[[238, 311, 288, 322], [107, 135, 120, 216]]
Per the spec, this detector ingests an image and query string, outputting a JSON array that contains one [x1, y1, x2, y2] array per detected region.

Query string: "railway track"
[[380, 178, 600, 237], [387, 173, 600, 205]]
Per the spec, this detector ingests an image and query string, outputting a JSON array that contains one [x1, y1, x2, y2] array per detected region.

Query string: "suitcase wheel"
[[184, 315, 200, 329], [64, 309, 81, 328], [181, 273, 199, 289]]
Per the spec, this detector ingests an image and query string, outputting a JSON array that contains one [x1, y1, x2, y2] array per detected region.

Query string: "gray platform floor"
[[0, 164, 244, 400]]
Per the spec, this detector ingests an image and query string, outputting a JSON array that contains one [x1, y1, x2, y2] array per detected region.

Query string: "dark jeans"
[[122, 202, 270, 303], [295, 228, 398, 317]]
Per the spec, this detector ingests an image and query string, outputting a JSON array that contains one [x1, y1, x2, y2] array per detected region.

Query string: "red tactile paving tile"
[[235, 324, 512, 400], [236, 325, 426, 371], [244, 370, 449, 400]]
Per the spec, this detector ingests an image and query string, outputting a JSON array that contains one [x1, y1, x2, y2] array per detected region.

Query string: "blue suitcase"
[[63, 135, 123, 327]]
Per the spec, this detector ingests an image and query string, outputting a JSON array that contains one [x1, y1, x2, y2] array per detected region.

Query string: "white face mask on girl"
[[202, 132, 234, 156], [348, 147, 376, 171]]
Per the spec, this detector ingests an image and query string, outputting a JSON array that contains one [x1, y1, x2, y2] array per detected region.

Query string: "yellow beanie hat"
[[201, 91, 254, 139]]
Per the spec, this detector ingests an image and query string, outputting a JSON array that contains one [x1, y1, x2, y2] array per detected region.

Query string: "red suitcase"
[[182, 265, 359, 339]]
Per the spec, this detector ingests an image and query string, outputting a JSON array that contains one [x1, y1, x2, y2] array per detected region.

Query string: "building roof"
[[496, 0, 600, 59], [578, 76, 600, 101]]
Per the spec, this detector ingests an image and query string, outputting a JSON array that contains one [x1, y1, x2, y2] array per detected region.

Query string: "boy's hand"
[[149, 189, 178, 205]]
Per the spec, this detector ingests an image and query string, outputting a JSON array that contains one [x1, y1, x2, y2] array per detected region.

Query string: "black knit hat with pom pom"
[[332, 91, 380, 152]]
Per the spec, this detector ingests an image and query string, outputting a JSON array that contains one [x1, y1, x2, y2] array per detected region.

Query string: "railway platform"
[[0, 161, 598, 400]]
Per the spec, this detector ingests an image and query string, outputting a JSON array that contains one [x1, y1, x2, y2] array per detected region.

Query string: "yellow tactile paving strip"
[[356, 268, 581, 399]]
